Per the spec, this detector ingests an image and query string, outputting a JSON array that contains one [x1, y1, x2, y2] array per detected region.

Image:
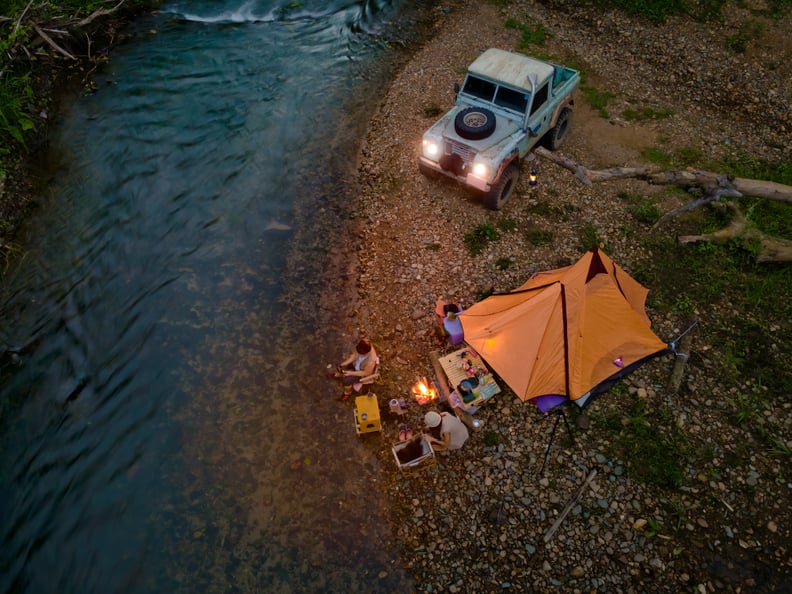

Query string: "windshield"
[[461, 75, 529, 115]]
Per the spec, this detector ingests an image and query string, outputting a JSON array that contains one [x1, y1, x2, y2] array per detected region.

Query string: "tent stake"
[[543, 467, 598, 543]]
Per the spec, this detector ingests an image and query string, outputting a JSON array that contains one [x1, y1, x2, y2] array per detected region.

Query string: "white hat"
[[424, 411, 442, 428]]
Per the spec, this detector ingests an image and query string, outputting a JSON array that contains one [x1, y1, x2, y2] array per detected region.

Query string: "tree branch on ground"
[[534, 146, 792, 263]]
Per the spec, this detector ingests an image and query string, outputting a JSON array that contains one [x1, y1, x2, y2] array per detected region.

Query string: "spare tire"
[[454, 107, 496, 141]]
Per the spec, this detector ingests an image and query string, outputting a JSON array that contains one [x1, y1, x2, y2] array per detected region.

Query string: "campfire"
[[411, 377, 438, 405]]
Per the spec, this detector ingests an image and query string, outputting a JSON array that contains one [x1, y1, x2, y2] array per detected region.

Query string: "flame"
[[411, 378, 438, 405]]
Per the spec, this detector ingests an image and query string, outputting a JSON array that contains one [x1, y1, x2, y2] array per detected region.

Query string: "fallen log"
[[534, 146, 792, 262]]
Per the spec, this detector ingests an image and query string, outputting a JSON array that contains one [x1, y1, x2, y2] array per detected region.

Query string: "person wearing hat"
[[424, 410, 469, 451]]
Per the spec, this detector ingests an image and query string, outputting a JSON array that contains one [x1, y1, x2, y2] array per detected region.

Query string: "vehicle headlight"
[[422, 139, 439, 157], [472, 162, 489, 178]]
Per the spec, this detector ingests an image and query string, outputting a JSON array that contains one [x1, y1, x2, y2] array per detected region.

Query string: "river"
[[0, 1, 430, 591]]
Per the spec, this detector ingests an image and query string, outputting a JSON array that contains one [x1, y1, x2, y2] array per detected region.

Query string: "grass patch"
[[596, 396, 688, 488], [423, 104, 443, 118], [719, 153, 792, 187], [630, 199, 662, 225], [495, 257, 514, 270], [593, 0, 687, 23], [580, 85, 616, 119], [525, 226, 554, 246], [579, 221, 605, 251], [642, 145, 703, 169], [464, 223, 500, 256], [634, 232, 792, 395], [483, 430, 500, 447], [425, 242, 441, 251], [526, 201, 577, 221], [726, 20, 764, 53], [496, 217, 518, 232], [0, 74, 36, 153], [505, 18, 550, 49], [623, 106, 674, 121]]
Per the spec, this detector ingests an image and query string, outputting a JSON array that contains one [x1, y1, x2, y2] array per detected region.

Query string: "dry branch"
[[534, 146, 792, 203], [543, 468, 598, 543], [534, 146, 792, 262], [678, 202, 792, 262], [32, 24, 76, 60], [75, 0, 127, 29]]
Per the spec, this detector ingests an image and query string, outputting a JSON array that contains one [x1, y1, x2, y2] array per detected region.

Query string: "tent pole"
[[540, 406, 577, 474]]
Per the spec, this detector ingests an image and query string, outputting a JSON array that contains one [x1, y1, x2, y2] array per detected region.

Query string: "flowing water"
[[0, 1, 428, 591]]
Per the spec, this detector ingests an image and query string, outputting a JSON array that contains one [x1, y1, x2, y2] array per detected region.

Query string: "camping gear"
[[389, 398, 408, 416], [438, 347, 501, 408], [354, 394, 382, 435], [392, 435, 436, 471], [435, 300, 465, 345], [458, 248, 668, 410]]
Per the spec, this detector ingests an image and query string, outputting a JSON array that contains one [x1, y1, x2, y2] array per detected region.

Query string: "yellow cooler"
[[354, 394, 381, 435]]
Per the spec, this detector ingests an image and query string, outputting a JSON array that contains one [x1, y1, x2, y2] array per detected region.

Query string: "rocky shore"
[[347, 1, 791, 592]]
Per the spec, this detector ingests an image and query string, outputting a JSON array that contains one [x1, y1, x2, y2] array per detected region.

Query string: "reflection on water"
[[0, 0, 425, 591]]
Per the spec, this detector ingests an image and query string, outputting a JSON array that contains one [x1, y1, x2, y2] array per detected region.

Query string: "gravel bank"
[[345, 1, 790, 592]]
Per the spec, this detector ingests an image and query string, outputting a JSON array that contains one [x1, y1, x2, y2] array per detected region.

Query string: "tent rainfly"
[[458, 248, 669, 412]]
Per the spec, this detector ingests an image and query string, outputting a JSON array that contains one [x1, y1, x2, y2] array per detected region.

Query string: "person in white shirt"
[[423, 410, 469, 451]]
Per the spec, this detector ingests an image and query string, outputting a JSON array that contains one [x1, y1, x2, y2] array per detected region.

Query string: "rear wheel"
[[542, 107, 572, 150], [482, 164, 519, 210]]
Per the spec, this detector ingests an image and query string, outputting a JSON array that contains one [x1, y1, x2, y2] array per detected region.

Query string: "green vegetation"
[[578, 221, 604, 251], [623, 106, 674, 122], [464, 222, 500, 256], [483, 430, 500, 447], [496, 217, 518, 232], [726, 20, 764, 53], [619, 192, 663, 225], [0, 75, 35, 153], [0, 0, 158, 185], [525, 226, 553, 246], [580, 85, 616, 119], [505, 18, 550, 49], [423, 104, 442, 118], [495, 257, 514, 270], [596, 394, 689, 488], [641, 145, 703, 168]]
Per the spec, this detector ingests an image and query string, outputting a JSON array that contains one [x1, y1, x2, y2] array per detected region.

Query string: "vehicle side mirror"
[[453, 82, 460, 94]]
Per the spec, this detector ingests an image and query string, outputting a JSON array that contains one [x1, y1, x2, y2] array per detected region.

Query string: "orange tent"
[[458, 248, 668, 411]]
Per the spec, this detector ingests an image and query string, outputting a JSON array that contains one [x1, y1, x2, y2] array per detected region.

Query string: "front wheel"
[[482, 164, 519, 210]]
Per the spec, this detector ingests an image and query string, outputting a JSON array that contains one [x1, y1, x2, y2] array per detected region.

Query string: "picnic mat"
[[439, 347, 501, 406]]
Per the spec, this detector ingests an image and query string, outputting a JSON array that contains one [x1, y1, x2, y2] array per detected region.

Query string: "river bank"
[[350, 1, 790, 592]]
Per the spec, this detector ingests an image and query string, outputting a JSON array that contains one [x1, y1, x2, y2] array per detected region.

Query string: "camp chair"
[[355, 356, 381, 394], [434, 300, 464, 345]]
